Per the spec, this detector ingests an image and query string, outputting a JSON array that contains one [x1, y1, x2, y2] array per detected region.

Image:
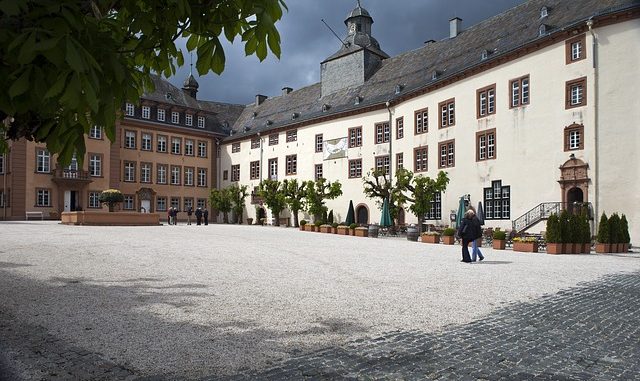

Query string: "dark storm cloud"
[[170, 0, 527, 105]]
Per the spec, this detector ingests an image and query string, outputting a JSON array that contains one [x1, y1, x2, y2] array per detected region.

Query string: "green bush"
[[331, 222, 339, 228], [596, 213, 609, 243], [314, 220, 323, 227], [621, 214, 630, 244], [580, 214, 591, 244], [568, 213, 581, 244], [349, 223, 357, 229], [300, 220, 307, 226], [559, 210, 570, 243], [443, 227, 456, 236], [493, 230, 506, 240], [545, 214, 560, 243], [608, 213, 621, 244]]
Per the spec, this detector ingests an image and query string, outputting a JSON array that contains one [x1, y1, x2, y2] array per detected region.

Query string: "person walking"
[[203, 208, 209, 225], [457, 209, 476, 263], [470, 211, 485, 262], [167, 208, 172, 225], [195, 207, 202, 225], [187, 206, 193, 225]]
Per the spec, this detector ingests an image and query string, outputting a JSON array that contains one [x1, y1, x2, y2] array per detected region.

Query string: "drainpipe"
[[587, 18, 599, 235], [257, 132, 263, 182], [2, 151, 6, 220], [386, 100, 393, 191]]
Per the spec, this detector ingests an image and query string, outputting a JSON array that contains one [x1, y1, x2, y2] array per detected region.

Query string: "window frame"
[[141, 106, 150, 119], [141, 132, 152, 151], [157, 164, 168, 184], [349, 159, 362, 178], [156, 197, 167, 212], [185, 114, 193, 126], [286, 130, 297, 142], [509, 76, 530, 108], [565, 34, 586, 64], [171, 137, 182, 155], [564, 123, 585, 151], [184, 139, 194, 156], [232, 142, 241, 153], [231, 164, 240, 182], [476, 128, 497, 162], [414, 146, 428, 173], [396, 152, 404, 171], [197, 168, 207, 187], [157, 135, 168, 153], [170, 165, 181, 185], [140, 162, 152, 183], [396, 117, 404, 140], [566, 77, 587, 109], [123, 161, 136, 182], [414, 107, 428, 135], [315, 134, 323, 153], [269, 133, 279, 146], [197, 116, 205, 128], [438, 139, 455, 168], [124, 130, 136, 149], [125, 103, 135, 116], [184, 166, 194, 186], [36, 188, 51, 207], [89, 153, 102, 177], [484, 180, 511, 220], [123, 195, 135, 210], [314, 163, 323, 181], [88, 191, 101, 209], [89, 125, 102, 139], [250, 160, 260, 180], [374, 122, 390, 144], [251, 137, 261, 149], [438, 98, 455, 128], [268, 158, 278, 180], [36, 148, 50, 173], [375, 155, 390, 175], [197, 141, 207, 158], [157, 108, 165, 121], [477, 84, 497, 117], [285, 154, 297, 176], [348, 127, 362, 148], [171, 111, 180, 124]]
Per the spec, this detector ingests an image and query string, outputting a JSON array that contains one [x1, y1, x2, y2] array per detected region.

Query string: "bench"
[[25, 211, 44, 221]]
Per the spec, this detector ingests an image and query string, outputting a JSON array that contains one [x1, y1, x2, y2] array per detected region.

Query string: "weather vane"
[[357, 0, 361, 7]]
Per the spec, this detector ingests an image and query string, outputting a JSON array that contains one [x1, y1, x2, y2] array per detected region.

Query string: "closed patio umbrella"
[[456, 196, 466, 228], [345, 200, 355, 225], [477, 201, 485, 225], [380, 197, 392, 227]]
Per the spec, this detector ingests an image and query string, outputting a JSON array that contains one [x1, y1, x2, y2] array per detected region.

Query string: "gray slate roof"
[[226, 0, 638, 141]]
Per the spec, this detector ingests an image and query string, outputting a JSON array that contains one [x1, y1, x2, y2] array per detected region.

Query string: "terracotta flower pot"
[[546, 243, 564, 255], [421, 234, 440, 244], [513, 241, 538, 253], [337, 226, 349, 235], [492, 239, 506, 250], [441, 235, 455, 245], [595, 243, 610, 253], [355, 227, 368, 237]]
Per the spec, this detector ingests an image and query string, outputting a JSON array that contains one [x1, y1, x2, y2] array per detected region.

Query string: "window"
[[89, 154, 102, 177], [315, 134, 323, 153], [375, 122, 390, 144], [66, 153, 78, 171], [268, 134, 278, 146], [157, 108, 165, 121], [510, 76, 529, 108], [438, 140, 455, 168], [438, 98, 455, 128], [223, 170, 228, 181], [124, 161, 136, 182], [157, 135, 167, 153], [197, 198, 207, 209], [250, 161, 260, 180], [286, 130, 297, 142], [171, 137, 181, 155], [425, 192, 442, 220], [88, 191, 101, 208], [375, 155, 390, 174], [197, 168, 207, 187], [231, 164, 240, 182], [123, 195, 134, 210], [0, 154, 4, 174], [184, 167, 194, 186], [184, 139, 194, 156], [414, 108, 428, 134], [170, 197, 180, 211], [141, 163, 152, 183], [396, 117, 404, 139], [564, 123, 584, 151], [141, 133, 152, 151], [315, 164, 323, 181], [157, 164, 167, 184], [0, 189, 7, 208], [396, 153, 404, 170], [36, 188, 51, 207], [185, 114, 193, 126], [157, 197, 167, 212], [477, 85, 497, 117], [414, 147, 428, 172], [349, 159, 362, 178], [251, 137, 260, 149], [566, 34, 586, 64], [268, 158, 278, 180], [286, 155, 297, 175], [197, 116, 205, 128], [198, 141, 207, 157], [476, 129, 497, 161], [170, 166, 181, 185], [125, 103, 134, 116], [349, 127, 362, 148], [171, 111, 179, 124], [232, 142, 241, 153], [124, 130, 136, 149], [142, 106, 150, 119], [484, 180, 510, 220], [89, 125, 102, 139], [566, 77, 587, 109], [184, 198, 194, 212], [36, 149, 50, 173]]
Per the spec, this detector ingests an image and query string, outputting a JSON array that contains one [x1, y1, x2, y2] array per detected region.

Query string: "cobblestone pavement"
[[222, 271, 640, 381]]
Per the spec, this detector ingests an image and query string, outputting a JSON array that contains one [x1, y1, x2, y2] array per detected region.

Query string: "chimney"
[[282, 87, 293, 96], [255, 94, 267, 106], [449, 17, 462, 38]]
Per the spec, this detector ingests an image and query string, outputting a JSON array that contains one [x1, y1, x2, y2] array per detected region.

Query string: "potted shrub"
[[608, 213, 621, 253], [355, 226, 368, 237], [595, 213, 610, 253], [299, 220, 307, 231], [320, 224, 333, 233], [421, 231, 440, 244], [580, 214, 592, 253], [349, 223, 357, 236], [545, 214, 563, 254], [337, 224, 350, 235], [331, 222, 339, 234], [566, 213, 581, 254], [621, 214, 630, 253], [492, 229, 507, 250], [99, 189, 124, 212], [441, 228, 456, 245], [314, 220, 323, 232], [513, 236, 538, 253]]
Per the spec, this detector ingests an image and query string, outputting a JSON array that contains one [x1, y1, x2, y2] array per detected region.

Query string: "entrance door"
[[64, 191, 71, 212], [356, 205, 368, 224], [141, 200, 150, 213], [70, 191, 78, 211], [567, 187, 584, 215]]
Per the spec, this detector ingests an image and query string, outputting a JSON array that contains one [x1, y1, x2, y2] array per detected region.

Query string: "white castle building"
[[218, 0, 640, 243]]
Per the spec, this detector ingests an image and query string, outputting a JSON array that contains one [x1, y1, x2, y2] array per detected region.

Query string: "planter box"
[[61, 211, 160, 226], [513, 241, 538, 253], [313, 225, 323, 232], [441, 235, 455, 245], [320, 225, 333, 233], [355, 227, 368, 237], [492, 239, 506, 250], [622, 243, 630, 253], [582, 243, 592, 254], [350, 229, 356, 236], [595, 243, 610, 253], [421, 234, 440, 244], [546, 243, 564, 255], [300, 225, 307, 231], [337, 226, 350, 235]]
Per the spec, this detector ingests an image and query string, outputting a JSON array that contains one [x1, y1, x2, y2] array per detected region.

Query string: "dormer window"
[[481, 50, 489, 60], [322, 104, 330, 112], [265, 120, 273, 126], [165, 92, 173, 101], [395, 84, 403, 94], [197, 116, 205, 128], [252, 112, 258, 119], [354, 96, 362, 105], [125, 103, 135, 116], [539, 24, 547, 36], [431, 71, 440, 80], [540, 6, 548, 18], [157, 108, 165, 121], [291, 112, 299, 120]]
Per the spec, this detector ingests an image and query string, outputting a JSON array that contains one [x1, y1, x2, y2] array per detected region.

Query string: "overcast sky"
[[170, 0, 528, 105]]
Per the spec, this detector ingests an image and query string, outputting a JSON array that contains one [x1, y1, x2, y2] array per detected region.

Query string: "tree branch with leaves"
[[283, 178, 306, 227], [258, 179, 286, 226], [305, 178, 342, 222]]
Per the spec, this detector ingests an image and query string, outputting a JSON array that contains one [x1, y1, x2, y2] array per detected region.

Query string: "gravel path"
[[0, 221, 639, 379]]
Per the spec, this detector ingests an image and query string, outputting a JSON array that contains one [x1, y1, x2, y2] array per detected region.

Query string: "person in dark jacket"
[[187, 206, 193, 225], [457, 209, 476, 263], [203, 208, 209, 225], [195, 207, 203, 225], [470, 212, 485, 262]]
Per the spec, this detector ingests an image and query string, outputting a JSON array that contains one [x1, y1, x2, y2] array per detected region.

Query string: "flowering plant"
[[422, 231, 440, 236], [513, 236, 538, 243], [99, 189, 124, 212]]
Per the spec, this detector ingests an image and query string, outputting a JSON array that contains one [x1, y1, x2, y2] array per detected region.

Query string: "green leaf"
[[9, 67, 31, 98], [17, 32, 37, 64], [43, 72, 70, 99], [66, 38, 85, 73]]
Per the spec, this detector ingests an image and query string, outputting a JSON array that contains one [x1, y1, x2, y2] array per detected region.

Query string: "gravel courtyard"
[[1, 221, 639, 380]]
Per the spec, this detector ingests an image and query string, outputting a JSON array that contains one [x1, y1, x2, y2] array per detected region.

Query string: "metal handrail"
[[512, 202, 593, 233]]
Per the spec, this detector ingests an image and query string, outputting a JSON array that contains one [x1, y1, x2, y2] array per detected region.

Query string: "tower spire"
[[189, 52, 193, 76]]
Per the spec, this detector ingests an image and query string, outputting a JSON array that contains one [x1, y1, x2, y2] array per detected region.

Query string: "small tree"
[[396, 169, 449, 231], [568, 213, 581, 244], [99, 189, 124, 212], [283, 179, 306, 228], [228, 184, 249, 224], [258, 179, 286, 226], [559, 209, 570, 243], [305, 178, 342, 222], [621, 214, 631, 244], [209, 188, 232, 223], [608, 213, 621, 244], [362, 168, 408, 223], [327, 210, 334, 224], [545, 213, 560, 243], [596, 212, 609, 243], [580, 213, 592, 245]]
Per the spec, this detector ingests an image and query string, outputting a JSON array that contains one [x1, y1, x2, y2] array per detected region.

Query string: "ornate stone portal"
[[558, 156, 590, 205]]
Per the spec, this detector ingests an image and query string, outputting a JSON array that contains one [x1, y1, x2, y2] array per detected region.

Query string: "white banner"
[[323, 137, 348, 160]]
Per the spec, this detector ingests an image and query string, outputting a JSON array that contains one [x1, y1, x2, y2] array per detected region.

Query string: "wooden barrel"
[[406, 225, 419, 241], [368, 224, 379, 238]]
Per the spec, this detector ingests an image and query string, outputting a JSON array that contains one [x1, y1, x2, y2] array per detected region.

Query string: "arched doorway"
[[558, 156, 589, 205], [256, 206, 266, 224], [567, 187, 584, 204], [356, 204, 369, 224]]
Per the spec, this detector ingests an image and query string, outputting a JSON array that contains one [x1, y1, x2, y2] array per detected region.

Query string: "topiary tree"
[[228, 184, 249, 224], [568, 213, 581, 244], [545, 213, 560, 243], [596, 212, 609, 243], [99, 189, 124, 212], [608, 213, 621, 244], [209, 188, 232, 223], [258, 179, 286, 226], [305, 178, 342, 222], [559, 209, 570, 243], [621, 214, 631, 244], [581, 214, 591, 245]]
